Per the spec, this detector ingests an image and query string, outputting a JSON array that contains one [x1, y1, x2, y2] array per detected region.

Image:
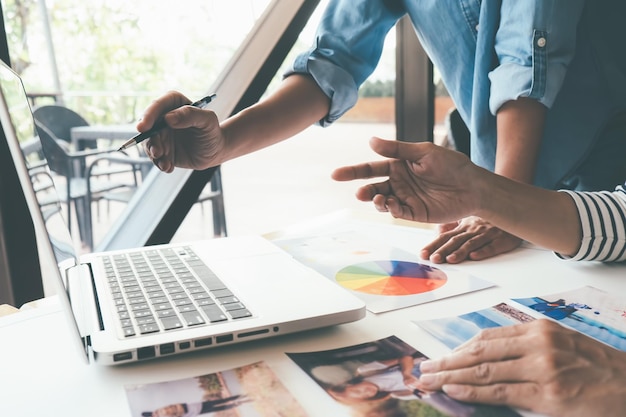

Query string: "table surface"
[[70, 124, 138, 144], [2, 211, 624, 417]]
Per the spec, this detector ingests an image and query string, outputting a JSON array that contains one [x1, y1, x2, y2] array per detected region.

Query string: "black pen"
[[117, 93, 217, 151]]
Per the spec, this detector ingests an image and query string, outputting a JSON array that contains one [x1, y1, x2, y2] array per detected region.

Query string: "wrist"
[[465, 165, 496, 218]]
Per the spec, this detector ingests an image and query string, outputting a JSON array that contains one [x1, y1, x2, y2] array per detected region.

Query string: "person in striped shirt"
[[332, 137, 626, 263]]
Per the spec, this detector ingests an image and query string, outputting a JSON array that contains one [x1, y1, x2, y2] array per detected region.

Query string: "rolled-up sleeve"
[[488, 0, 584, 114], [285, 0, 403, 126], [557, 186, 626, 262]]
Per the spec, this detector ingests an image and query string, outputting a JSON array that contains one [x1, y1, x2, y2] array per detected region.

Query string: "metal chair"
[[32, 104, 139, 176], [33, 104, 97, 149], [35, 120, 148, 249]]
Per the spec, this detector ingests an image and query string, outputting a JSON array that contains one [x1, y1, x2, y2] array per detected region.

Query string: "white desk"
[[2, 212, 625, 417]]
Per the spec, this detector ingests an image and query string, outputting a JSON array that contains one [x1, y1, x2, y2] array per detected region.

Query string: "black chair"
[[33, 104, 139, 179], [35, 120, 149, 249], [33, 104, 97, 149]]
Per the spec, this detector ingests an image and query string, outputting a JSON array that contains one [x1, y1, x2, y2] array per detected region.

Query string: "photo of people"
[[414, 303, 535, 349], [287, 335, 521, 417], [513, 286, 626, 351], [125, 361, 308, 417]]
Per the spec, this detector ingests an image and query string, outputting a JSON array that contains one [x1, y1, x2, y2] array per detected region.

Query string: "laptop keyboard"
[[102, 246, 252, 337]]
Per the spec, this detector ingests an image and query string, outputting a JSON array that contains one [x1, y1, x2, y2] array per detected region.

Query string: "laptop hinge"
[[66, 263, 103, 343]]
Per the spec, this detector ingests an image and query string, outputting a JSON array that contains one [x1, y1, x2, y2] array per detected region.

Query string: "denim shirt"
[[288, 0, 626, 190]]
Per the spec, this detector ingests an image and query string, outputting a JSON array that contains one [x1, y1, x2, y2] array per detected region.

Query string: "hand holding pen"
[[118, 93, 217, 151]]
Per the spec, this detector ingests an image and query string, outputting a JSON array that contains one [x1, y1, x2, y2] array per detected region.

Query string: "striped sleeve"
[[557, 184, 626, 262]]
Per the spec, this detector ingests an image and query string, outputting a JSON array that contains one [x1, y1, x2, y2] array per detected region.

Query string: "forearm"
[[495, 97, 546, 183], [474, 169, 581, 256], [220, 74, 330, 161]]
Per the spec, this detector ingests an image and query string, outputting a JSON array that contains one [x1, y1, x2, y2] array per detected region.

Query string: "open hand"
[[332, 136, 484, 224]]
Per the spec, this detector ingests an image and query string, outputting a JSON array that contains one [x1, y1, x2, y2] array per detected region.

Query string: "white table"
[[2, 212, 624, 417], [70, 124, 137, 149]]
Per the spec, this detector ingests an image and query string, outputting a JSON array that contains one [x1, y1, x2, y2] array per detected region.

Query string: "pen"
[[117, 93, 217, 151]]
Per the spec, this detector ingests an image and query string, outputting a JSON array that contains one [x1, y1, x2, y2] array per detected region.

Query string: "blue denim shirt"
[[288, 0, 626, 190]]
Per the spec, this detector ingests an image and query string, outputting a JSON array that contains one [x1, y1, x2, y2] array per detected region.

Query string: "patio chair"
[[35, 120, 149, 250], [33, 104, 97, 149]]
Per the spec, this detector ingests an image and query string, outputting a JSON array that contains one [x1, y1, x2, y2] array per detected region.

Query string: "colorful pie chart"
[[335, 260, 447, 296]]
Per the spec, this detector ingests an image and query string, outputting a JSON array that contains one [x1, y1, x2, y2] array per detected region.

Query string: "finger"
[[443, 231, 497, 263], [144, 132, 169, 160], [419, 357, 529, 390], [421, 332, 531, 374], [368, 136, 439, 162], [438, 221, 460, 233], [421, 230, 476, 264], [468, 235, 523, 261], [163, 105, 217, 130], [146, 132, 174, 172], [371, 194, 391, 212], [442, 381, 542, 410], [137, 91, 191, 132], [331, 161, 390, 181], [143, 140, 156, 159], [354, 181, 392, 201], [385, 196, 422, 221], [454, 325, 528, 352]]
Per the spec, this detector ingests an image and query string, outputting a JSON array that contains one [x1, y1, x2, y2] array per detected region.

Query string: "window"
[[1, 0, 433, 254]]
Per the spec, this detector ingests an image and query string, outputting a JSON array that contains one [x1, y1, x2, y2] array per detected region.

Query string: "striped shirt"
[[558, 184, 626, 262]]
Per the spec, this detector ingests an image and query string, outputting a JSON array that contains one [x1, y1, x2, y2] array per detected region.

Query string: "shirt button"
[[537, 37, 547, 48]]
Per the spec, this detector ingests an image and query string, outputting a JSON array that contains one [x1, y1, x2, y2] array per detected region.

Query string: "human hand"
[[418, 320, 626, 417], [151, 403, 185, 417], [421, 216, 523, 264], [138, 91, 225, 173], [332, 137, 485, 224]]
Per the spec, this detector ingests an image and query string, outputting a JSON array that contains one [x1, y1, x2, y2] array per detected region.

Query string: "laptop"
[[0, 61, 365, 365]]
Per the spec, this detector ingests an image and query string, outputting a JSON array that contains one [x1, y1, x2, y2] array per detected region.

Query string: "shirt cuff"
[[285, 53, 358, 127], [488, 60, 567, 114], [553, 190, 589, 261]]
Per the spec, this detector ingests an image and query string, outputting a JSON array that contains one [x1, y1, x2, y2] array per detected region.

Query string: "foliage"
[[398, 399, 450, 417], [359, 79, 394, 98], [1, 0, 265, 124], [2, 0, 33, 74]]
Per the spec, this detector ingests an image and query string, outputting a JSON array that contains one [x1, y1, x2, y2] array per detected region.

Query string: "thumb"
[[369, 136, 437, 163], [164, 106, 216, 130]]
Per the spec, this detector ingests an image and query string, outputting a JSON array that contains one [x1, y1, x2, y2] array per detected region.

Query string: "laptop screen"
[[0, 63, 78, 271], [0, 61, 89, 361]]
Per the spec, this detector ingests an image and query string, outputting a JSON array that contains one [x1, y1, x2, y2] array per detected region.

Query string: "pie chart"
[[335, 260, 447, 296]]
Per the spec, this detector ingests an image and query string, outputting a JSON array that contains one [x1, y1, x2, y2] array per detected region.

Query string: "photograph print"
[[125, 361, 308, 417], [287, 335, 521, 417]]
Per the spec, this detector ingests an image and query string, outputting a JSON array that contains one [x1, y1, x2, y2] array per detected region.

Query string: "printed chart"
[[275, 229, 493, 313], [336, 260, 447, 295]]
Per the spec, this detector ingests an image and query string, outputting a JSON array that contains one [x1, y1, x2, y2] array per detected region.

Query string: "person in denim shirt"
[[140, 0, 626, 264]]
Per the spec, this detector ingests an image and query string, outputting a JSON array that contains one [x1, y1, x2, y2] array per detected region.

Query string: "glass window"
[[2, 0, 410, 250], [173, 0, 399, 240], [6, 0, 271, 121], [1, 0, 273, 251]]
